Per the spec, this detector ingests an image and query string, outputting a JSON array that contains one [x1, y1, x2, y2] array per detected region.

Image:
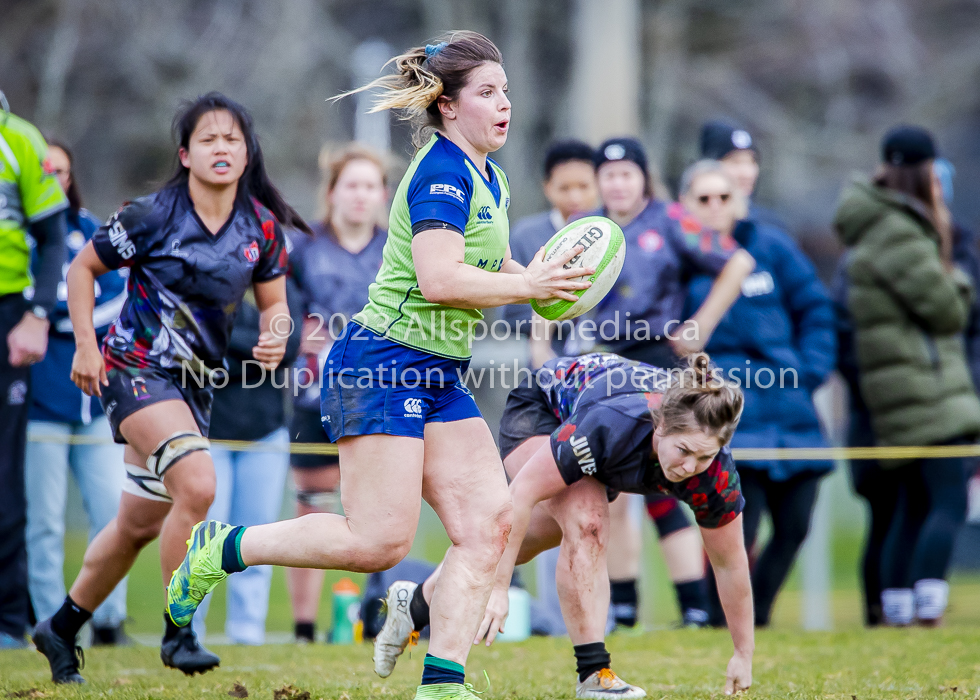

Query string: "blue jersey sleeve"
[[406, 160, 474, 235]]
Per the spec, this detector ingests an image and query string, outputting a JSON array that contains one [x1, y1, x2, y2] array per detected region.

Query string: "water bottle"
[[495, 587, 531, 642], [330, 577, 363, 644]]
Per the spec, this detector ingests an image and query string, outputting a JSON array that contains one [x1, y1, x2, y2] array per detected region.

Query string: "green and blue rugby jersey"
[[353, 133, 511, 360]]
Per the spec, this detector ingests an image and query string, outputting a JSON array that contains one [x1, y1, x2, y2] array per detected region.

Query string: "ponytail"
[[334, 31, 503, 147], [655, 353, 744, 446]]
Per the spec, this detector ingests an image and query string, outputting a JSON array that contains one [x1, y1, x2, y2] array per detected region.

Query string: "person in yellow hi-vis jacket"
[[0, 89, 68, 649]]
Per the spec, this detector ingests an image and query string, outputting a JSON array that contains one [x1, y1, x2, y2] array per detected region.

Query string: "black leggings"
[[741, 468, 823, 626], [708, 467, 822, 626], [880, 452, 971, 590], [849, 458, 897, 626]]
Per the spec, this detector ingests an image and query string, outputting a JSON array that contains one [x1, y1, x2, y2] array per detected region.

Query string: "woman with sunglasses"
[[679, 159, 836, 627]]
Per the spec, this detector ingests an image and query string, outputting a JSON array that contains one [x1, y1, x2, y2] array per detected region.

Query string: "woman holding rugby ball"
[[376, 352, 754, 698], [167, 32, 591, 700]]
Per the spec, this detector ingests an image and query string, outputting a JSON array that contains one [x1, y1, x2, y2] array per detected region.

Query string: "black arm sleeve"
[[29, 210, 68, 313], [412, 219, 464, 236]]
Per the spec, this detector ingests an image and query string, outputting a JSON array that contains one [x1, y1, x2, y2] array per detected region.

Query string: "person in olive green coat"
[[834, 126, 980, 627]]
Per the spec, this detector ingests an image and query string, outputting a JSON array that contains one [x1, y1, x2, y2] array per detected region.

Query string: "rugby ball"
[[530, 216, 625, 322]]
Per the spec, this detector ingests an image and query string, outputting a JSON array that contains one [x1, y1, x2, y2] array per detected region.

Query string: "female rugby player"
[[376, 353, 754, 698], [167, 32, 590, 700], [33, 92, 306, 684]]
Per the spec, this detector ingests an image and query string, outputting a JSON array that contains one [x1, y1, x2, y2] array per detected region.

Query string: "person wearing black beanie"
[[698, 120, 785, 230], [834, 124, 980, 627]]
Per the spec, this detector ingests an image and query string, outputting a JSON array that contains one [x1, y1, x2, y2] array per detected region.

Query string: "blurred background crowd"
[[2, 0, 980, 648]]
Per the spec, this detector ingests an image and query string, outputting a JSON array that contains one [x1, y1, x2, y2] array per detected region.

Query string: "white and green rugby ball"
[[530, 216, 626, 322]]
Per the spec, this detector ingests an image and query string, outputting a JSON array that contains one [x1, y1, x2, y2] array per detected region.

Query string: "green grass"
[[3, 627, 980, 699]]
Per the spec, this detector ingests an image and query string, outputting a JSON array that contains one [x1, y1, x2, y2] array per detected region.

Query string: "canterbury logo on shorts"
[[403, 398, 423, 418]]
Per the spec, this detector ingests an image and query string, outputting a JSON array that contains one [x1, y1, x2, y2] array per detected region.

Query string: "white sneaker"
[[576, 669, 647, 699], [373, 581, 420, 678]]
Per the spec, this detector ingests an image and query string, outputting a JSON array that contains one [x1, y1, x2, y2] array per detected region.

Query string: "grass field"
[[5, 473, 979, 698], [2, 626, 980, 699]]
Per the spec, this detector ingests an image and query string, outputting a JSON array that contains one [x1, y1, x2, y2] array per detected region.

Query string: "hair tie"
[[425, 42, 448, 59]]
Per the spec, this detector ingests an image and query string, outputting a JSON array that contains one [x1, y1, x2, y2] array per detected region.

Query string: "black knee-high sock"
[[51, 596, 92, 642], [574, 642, 611, 682], [676, 578, 709, 624], [410, 583, 430, 631], [610, 579, 638, 627]]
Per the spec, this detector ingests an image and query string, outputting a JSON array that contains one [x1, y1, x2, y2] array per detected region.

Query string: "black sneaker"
[[160, 626, 220, 676], [32, 619, 85, 684], [91, 622, 135, 647]]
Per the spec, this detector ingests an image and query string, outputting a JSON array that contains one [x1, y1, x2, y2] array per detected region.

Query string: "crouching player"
[[374, 353, 754, 698]]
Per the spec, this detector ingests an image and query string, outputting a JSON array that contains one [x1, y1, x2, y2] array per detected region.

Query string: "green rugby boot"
[[167, 520, 236, 627], [412, 683, 484, 700]]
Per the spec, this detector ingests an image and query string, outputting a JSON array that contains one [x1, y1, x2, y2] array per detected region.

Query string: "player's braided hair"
[[335, 31, 503, 147], [655, 353, 744, 446]]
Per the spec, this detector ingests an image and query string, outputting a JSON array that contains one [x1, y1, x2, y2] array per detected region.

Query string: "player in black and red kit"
[[32, 93, 308, 684], [375, 353, 755, 698]]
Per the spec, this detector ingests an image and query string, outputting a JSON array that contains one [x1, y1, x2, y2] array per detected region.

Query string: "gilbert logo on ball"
[[531, 216, 626, 322]]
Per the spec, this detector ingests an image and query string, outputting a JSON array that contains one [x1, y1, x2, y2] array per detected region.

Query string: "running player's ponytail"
[[165, 92, 312, 235], [336, 31, 503, 147], [655, 353, 744, 446]]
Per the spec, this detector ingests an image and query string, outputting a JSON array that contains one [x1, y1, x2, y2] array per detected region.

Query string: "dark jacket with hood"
[[833, 178, 980, 449]]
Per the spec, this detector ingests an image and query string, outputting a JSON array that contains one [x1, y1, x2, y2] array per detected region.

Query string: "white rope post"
[[351, 39, 392, 153]]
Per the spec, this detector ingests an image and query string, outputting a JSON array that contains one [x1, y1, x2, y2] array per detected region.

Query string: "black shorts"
[[498, 383, 621, 504], [498, 384, 560, 461], [100, 361, 212, 444], [645, 492, 692, 537], [289, 405, 338, 469]]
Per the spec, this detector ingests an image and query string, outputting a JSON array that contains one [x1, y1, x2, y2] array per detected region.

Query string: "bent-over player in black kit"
[[373, 353, 755, 698], [33, 93, 310, 684]]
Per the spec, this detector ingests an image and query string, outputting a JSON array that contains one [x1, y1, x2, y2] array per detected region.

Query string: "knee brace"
[[146, 431, 210, 478], [296, 489, 343, 514]]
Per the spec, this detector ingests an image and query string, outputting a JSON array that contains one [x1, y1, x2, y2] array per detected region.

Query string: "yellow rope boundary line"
[[26, 432, 980, 460]]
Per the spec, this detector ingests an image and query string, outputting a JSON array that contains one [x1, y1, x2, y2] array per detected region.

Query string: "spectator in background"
[[588, 137, 754, 630], [286, 144, 388, 643], [700, 120, 786, 230], [191, 277, 303, 644], [834, 126, 980, 626], [838, 153, 980, 626], [502, 140, 597, 367], [0, 91, 68, 649], [25, 140, 129, 645], [679, 160, 836, 627]]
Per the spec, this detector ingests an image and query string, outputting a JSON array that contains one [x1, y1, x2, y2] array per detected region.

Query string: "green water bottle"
[[330, 577, 362, 644]]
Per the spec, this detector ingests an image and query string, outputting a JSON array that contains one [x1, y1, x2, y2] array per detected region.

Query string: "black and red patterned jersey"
[[542, 353, 744, 529], [91, 185, 288, 375]]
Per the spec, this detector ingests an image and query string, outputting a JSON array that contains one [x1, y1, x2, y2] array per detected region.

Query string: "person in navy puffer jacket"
[[680, 159, 837, 627], [24, 140, 129, 645]]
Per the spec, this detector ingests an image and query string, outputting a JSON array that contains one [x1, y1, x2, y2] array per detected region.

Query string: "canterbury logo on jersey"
[[107, 216, 136, 260], [403, 398, 423, 418], [430, 183, 466, 203], [569, 435, 596, 475], [476, 206, 493, 221]]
